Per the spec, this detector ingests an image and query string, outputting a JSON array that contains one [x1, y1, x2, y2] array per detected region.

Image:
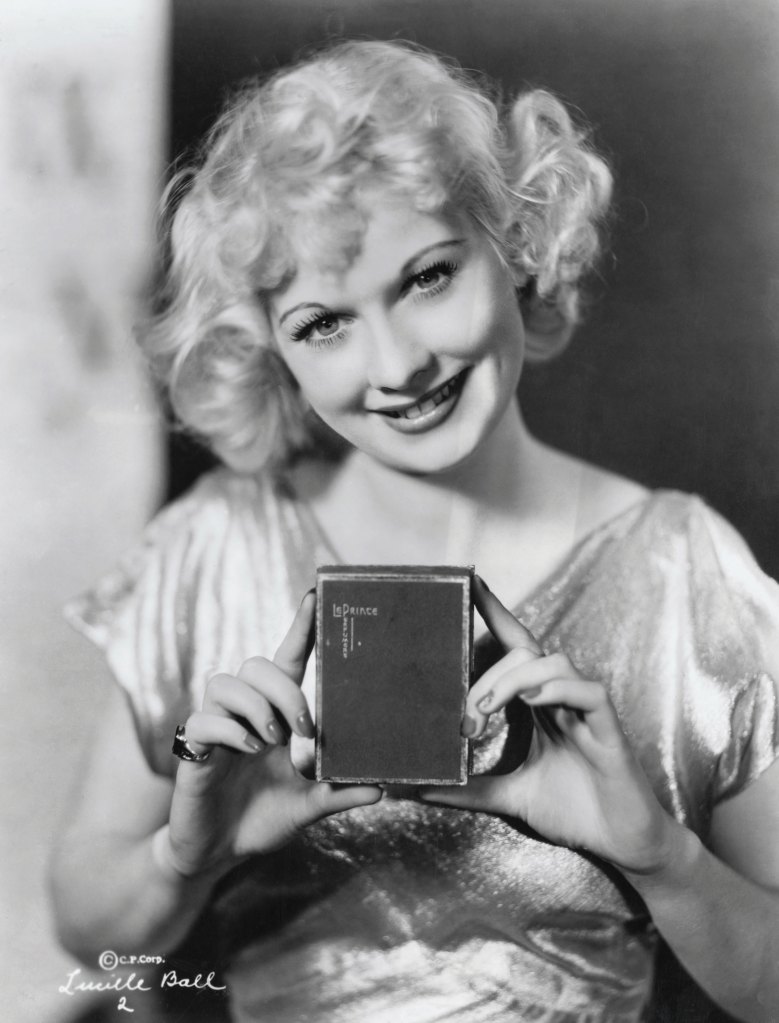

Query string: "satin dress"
[[66, 468, 779, 1022]]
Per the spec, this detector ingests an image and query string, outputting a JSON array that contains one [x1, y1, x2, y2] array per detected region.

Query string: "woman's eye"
[[313, 316, 340, 337], [407, 259, 459, 297], [289, 312, 347, 347], [416, 268, 444, 289]]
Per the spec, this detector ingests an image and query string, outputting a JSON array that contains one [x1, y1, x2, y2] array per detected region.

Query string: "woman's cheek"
[[470, 285, 526, 369], [292, 354, 363, 417], [437, 273, 514, 359]]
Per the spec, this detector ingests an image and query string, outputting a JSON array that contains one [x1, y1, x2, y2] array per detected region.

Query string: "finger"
[[204, 672, 289, 746], [419, 774, 518, 817], [237, 658, 316, 739], [520, 677, 623, 746], [184, 710, 266, 756], [305, 782, 383, 821], [533, 705, 566, 743], [462, 647, 536, 738], [273, 588, 316, 684], [465, 651, 578, 738], [473, 575, 541, 655]]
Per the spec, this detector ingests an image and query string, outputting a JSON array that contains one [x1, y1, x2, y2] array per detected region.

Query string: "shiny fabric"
[[66, 468, 779, 1022]]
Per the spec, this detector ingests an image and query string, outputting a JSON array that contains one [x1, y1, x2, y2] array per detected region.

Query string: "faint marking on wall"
[[54, 273, 112, 369], [10, 68, 112, 181]]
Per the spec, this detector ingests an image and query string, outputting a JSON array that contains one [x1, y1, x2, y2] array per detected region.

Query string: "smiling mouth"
[[376, 370, 469, 421]]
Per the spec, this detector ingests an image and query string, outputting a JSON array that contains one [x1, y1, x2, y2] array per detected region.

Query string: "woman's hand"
[[421, 577, 679, 877], [166, 591, 382, 877]]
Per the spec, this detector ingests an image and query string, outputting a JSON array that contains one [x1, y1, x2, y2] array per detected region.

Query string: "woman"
[[51, 40, 779, 1021]]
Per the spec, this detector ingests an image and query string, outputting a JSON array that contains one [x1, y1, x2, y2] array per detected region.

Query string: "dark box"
[[315, 565, 473, 785]]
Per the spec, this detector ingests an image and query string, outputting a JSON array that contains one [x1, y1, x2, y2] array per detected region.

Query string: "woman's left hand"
[[421, 577, 679, 877]]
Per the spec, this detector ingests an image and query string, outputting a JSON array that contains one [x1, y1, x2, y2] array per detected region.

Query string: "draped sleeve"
[[687, 500, 779, 804], [524, 491, 779, 834], [64, 469, 326, 776]]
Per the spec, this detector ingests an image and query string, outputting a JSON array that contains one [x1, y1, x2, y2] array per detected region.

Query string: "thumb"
[[273, 588, 316, 685], [305, 782, 384, 822], [418, 774, 520, 816], [474, 576, 541, 656]]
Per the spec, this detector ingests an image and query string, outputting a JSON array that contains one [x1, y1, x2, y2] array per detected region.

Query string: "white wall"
[[0, 3, 168, 1020]]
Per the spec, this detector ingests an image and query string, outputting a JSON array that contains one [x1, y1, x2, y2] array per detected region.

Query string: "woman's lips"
[[371, 369, 469, 434]]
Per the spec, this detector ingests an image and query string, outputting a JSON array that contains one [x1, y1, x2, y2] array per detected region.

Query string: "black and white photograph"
[[2, 1, 779, 1021]]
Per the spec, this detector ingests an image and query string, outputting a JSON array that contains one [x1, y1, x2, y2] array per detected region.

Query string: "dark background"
[[57, 5, 776, 1020], [166, 0, 779, 589], [160, 4, 778, 1018], [101, 5, 779, 1021]]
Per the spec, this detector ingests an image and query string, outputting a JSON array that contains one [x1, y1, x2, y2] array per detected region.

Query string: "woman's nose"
[[365, 316, 435, 393]]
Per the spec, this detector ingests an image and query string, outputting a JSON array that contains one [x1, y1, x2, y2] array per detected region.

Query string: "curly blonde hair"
[[140, 39, 612, 472]]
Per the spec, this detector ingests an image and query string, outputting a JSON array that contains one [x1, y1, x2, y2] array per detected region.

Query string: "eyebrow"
[[277, 237, 467, 327]]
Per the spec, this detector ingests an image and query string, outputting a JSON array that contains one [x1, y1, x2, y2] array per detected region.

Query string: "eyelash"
[[403, 259, 460, 299], [288, 312, 347, 348], [288, 257, 460, 347]]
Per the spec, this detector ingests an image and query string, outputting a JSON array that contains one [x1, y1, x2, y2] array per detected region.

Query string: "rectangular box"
[[315, 565, 473, 785]]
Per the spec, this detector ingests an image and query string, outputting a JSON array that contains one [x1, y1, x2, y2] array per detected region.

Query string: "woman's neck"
[[355, 401, 529, 507], [291, 400, 648, 611], [303, 402, 550, 566]]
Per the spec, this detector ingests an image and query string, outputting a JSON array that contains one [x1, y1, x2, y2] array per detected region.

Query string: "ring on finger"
[[172, 724, 212, 763]]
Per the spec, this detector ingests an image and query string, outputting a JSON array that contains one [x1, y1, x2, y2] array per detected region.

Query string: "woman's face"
[[269, 199, 526, 475]]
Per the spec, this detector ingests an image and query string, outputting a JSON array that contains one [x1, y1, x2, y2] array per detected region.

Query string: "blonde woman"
[[52, 40, 779, 1022]]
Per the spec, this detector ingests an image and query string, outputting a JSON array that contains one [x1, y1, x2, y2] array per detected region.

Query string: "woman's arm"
[[49, 685, 224, 961], [51, 593, 382, 963], [623, 759, 779, 1023], [422, 577, 779, 1023]]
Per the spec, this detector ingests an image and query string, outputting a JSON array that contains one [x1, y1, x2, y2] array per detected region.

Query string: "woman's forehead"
[[272, 201, 470, 306]]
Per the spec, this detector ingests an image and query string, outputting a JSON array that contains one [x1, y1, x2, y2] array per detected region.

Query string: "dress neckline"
[[279, 469, 662, 621], [507, 490, 661, 620]]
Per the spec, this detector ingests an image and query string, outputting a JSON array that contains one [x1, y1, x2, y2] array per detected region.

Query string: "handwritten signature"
[[59, 968, 226, 995], [59, 965, 226, 1013], [160, 970, 226, 991], [59, 970, 152, 996]]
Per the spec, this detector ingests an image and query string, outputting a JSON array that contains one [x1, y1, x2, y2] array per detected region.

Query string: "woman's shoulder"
[[573, 472, 779, 675], [573, 460, 650, 540], [569, 457, 742, 555], [65, 467, 317, 766], [583, 476, 759, 589], [546, 453, 777, 634], [141, 465, 306, 551], [156, 465, 277, 521], [608, 481, 760, 573], [67, 467, 305, 628]]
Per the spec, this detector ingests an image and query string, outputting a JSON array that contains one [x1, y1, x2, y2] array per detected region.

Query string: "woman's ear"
[[518, 278, 575, 362]]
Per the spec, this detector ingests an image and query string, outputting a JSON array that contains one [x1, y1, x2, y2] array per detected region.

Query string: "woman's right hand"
[[165, 590, 382, 877]]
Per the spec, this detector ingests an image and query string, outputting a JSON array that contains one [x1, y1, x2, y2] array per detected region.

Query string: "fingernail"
[[244, 733, 265, 753], [477, 691, 494, 711], [267, 719, 288, 745], [299, 586, 316, 607], [520, 685, 543, 701], [296, 710, 316, 739], [475, 575, 491, 593], [462, 715, 477, 737]]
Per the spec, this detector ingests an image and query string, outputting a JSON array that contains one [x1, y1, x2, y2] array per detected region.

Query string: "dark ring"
[[172, 724, 211, 763]]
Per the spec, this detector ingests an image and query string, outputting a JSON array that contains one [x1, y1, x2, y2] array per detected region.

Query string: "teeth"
[[386, 376, 459, 420]]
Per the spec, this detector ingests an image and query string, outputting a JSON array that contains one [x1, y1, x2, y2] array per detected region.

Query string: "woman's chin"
[[349, 425, 488, 477]]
